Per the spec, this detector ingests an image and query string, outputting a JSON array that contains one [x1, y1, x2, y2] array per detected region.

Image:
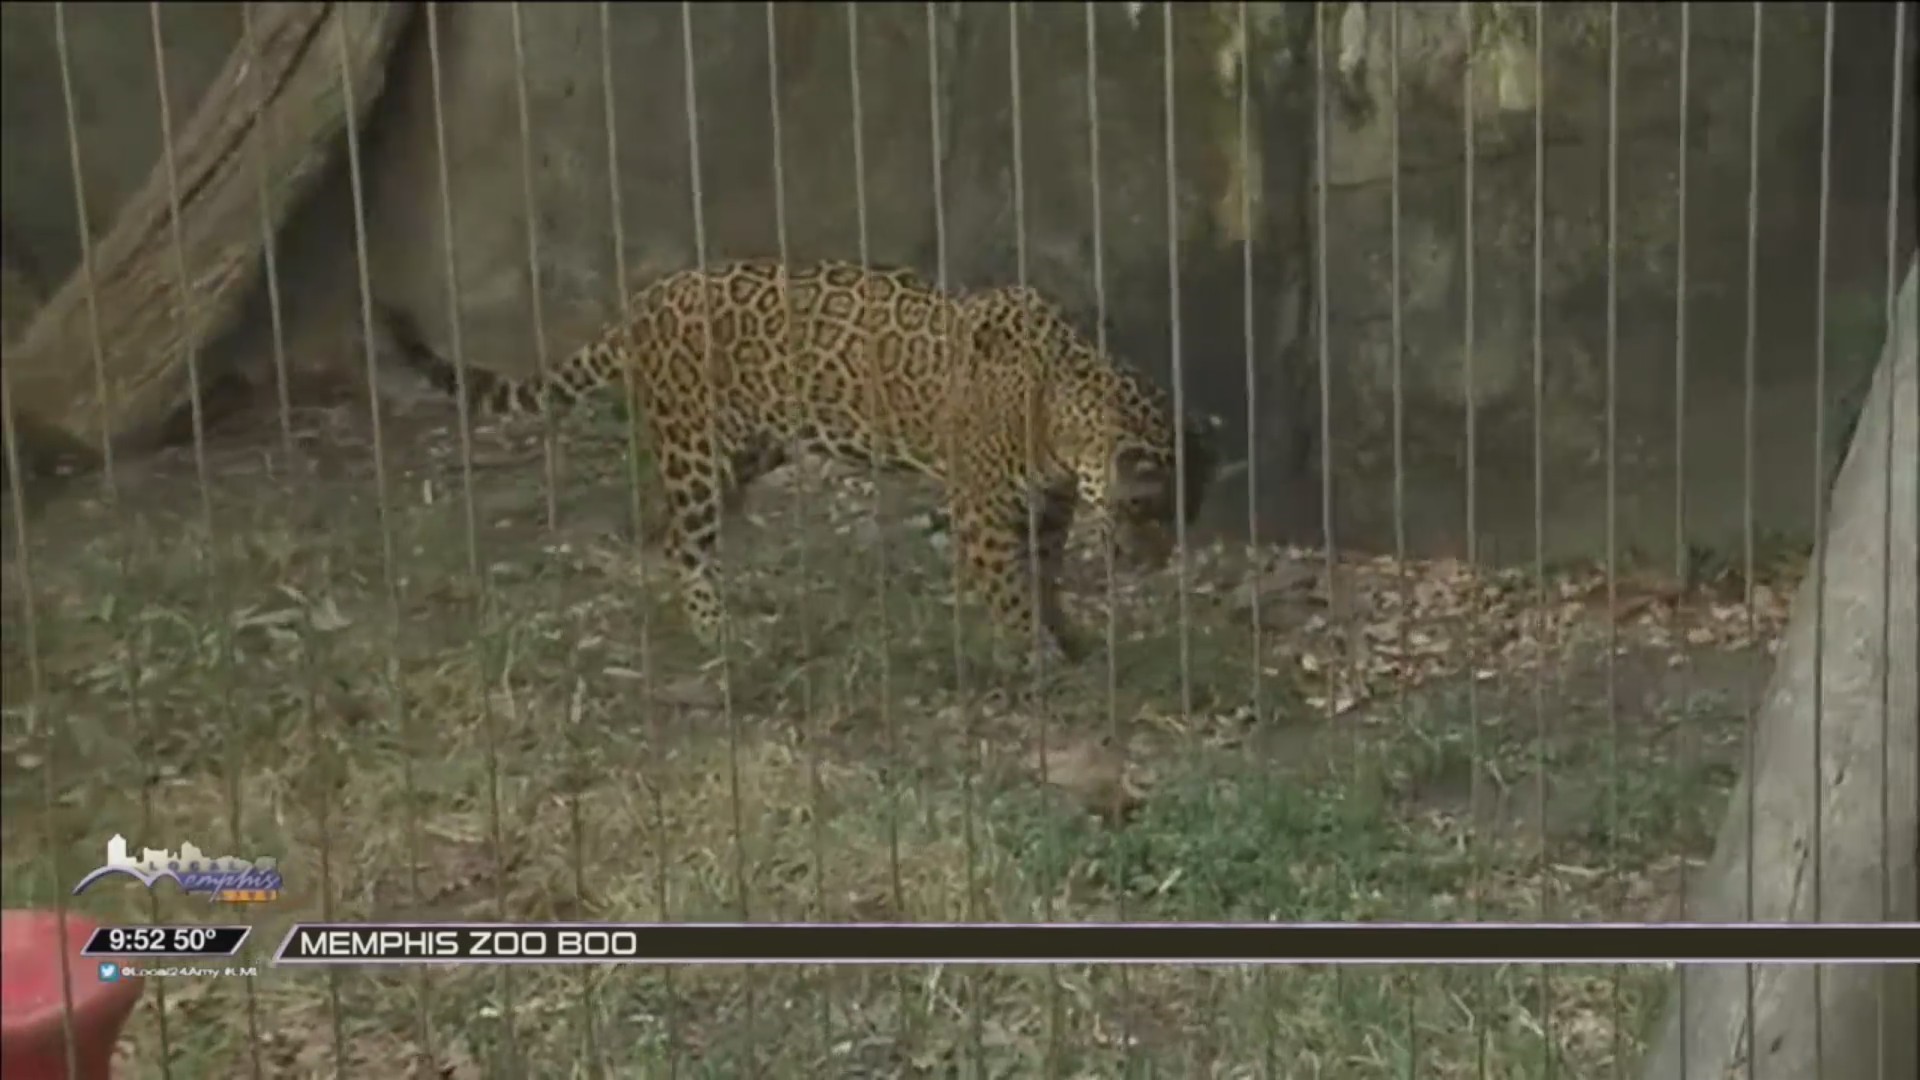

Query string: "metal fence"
[[1, 2, 1913, 1077]]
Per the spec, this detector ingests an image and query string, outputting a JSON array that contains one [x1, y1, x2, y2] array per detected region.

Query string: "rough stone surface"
[[1316, 2, 1915, 562]]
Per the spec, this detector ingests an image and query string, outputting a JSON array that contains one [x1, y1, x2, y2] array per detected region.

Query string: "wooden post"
[[1637, 260, 1918, 1078]]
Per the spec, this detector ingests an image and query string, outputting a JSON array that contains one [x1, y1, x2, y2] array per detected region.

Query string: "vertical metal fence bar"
[[144, 4, 266, 1073], [239, 5, 318, 1072], [250, 7, 348, 1044], [676, 3, 755, 1069], [1090, 0, 1137, 1064], [243, 37, 326, 991], [1164, 0, 1194, 737], [765, 2, 825, 1061], [591, 2, 643, 1066], [506, 8, 559, 542], [1808, 6, 1838, 1074], [1740, 7, 1764, 1073], [1005, 8, 1068, 1073], [506, 6, 559, 583], [503, 5, 605, 1073], [145, 3, 214, 530], [43, 12, 113, 1078], [333, 4, 438, 1072], [1234, 2, 1275, 1074], [1163, 8, 1213, 1068], [844, 1, 896, 919], [420, 6, 518, 1073], [1081, 3, 1138, 1068], [597, 0, 648, 731], [1457, 4, 1491, 1074], [52, 3, 114, 495], [1602, 4, 1624, 1075], [60, 2, 185, 1067], [1309, 4, 1354, 1059], [1876, 10, 1909, 1075], [293, 4, 422, 1064], [1235, 0, 1260, 772], [0, 302, 76, 1080], [1008, 0, 1037, 703], [756, 0, 802, 1060], [1670, 6, 1691, 1079], [1529, 3, 1553, 1075], [1310, 1, 1341, 770], [242, 2, 300, 482], [923, 8, 980, 1068], [238, 16, 326, 1057], [1388, 5, 1424, 1071], [843, 2, 912, 1061], [1005, 0, 1039, 803]]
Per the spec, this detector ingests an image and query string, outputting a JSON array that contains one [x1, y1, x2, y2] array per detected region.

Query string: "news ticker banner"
[[155, 922, 1918, 966], [73, 922, 1918, 966]]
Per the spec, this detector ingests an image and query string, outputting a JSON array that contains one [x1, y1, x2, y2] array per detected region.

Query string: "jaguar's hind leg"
[[657, 428, 790, 650], [632, 437, 787, 550], [723, 437, 789, 517]]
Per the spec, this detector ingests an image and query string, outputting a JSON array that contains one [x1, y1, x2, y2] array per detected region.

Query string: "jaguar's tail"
[[385, 305, 616, 421]]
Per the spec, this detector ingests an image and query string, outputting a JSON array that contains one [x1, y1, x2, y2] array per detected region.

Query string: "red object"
[[1, 910, 143, 1080]]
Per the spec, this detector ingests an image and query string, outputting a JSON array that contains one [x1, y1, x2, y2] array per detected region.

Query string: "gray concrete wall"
[[2, 2, 1911, 564]]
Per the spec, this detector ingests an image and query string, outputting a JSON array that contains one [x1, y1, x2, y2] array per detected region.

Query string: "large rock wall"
[[1319, 2, 1914, 562]]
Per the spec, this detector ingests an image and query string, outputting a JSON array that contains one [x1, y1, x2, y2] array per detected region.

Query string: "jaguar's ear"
[[999, 284, 1048, 311], [1195, 413, 1227, 447], [1180, 412, 1225, 466]]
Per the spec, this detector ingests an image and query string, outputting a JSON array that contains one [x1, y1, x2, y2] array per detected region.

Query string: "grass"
[[1, 395, 1769, 1078]]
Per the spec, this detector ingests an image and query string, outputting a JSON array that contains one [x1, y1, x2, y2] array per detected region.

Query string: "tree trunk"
[[2, 1, 414, 459], [1638, 259, 1918, 1078]]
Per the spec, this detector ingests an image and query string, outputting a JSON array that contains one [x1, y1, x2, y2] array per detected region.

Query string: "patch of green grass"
[[999, 758, 1470, 921], [1578, 756, 1739, 859]]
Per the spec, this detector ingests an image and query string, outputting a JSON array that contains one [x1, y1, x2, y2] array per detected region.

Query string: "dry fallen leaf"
[[1250, 544, 1798, 720]]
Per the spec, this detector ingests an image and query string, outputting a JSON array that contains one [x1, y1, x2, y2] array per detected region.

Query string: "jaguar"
[[402, 258, 1225, 665]]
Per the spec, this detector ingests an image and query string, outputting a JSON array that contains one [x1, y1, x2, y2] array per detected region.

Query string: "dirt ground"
[[2, 386, 1798, 1078]]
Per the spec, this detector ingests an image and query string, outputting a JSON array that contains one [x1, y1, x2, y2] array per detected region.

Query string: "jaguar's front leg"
[[952, 487, 1084, 670], [657, 428, 744, 653], [1026, 481, 1083, 665]]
